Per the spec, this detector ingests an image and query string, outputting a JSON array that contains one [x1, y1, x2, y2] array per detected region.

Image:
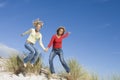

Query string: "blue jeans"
[[49, 48, 70, 74], [23, 42, 40, 64]]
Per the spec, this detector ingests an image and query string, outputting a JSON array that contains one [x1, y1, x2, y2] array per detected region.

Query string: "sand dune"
[[0, 72, 67, 80]]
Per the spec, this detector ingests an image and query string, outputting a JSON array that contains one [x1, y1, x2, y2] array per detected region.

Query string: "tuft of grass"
[[111, 75, 120, 80], [4, 55, 120, 80], [25, 57, 42, 75], [5, 54, 43, 75], [90, 73, 99, 80], [61, 59, 90, 80]]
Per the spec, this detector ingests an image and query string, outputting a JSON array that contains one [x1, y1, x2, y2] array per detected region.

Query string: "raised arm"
[[21, 28, 32, 36], [39, 34, 45, 50], [62, 32, 70, 39]]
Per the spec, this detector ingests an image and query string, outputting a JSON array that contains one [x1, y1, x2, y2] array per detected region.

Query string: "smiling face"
[[33, 19, 43, 32], [58, 29, 64, 35], [35, 24, 42, 32], [57, 27, 65, 36]]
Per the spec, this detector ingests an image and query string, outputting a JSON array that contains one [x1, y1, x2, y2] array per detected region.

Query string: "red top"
[[48, 32, 69, 49]]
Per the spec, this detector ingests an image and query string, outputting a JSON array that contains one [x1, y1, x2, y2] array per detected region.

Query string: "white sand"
[[0, 72, 66, 80]]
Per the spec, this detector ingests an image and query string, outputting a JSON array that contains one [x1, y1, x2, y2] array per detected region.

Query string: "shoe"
[[68, 72, 71, 75], [66, 72, 72, 80], [51, 73, 58, 79], [31, 64, 34, 67], [24, 63, 27, 68]]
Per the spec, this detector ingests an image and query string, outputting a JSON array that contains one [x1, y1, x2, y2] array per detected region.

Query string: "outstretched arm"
[[62, 32, 70, 39], [21, 28, 32, 36], [47, 35, 55, 48], [44, 35, 55, 52], [39, 34, 45, 50]]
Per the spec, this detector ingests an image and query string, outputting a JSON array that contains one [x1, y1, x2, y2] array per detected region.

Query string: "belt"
[[26, 40, 34, 45], [53, 48, 61, 50]]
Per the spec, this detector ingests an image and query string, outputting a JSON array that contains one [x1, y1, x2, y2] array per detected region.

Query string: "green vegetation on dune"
[[4, 55, 42, 75], [3, 54, 120, 80]]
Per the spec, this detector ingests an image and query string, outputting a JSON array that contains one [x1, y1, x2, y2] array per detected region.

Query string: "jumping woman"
[[45, 26, 71, 77], [21, 19, 46, 67]]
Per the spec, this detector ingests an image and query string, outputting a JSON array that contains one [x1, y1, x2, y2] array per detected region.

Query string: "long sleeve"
[[39, 34, 45, 50], [62, 32, 69, 39], [22, 28, 32, 36], [47, 35, 55, 48]]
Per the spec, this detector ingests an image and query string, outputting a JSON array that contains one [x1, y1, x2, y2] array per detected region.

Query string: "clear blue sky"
[[0, 0, 120, 77]]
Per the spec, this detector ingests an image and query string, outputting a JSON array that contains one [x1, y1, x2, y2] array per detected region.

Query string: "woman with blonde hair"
[[21, 18, 45, 67]]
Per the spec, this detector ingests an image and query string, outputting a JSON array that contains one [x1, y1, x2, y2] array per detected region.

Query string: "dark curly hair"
[[56, 26, 66, 36]]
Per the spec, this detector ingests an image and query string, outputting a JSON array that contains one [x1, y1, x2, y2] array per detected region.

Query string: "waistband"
[[53, 48, 62, 50], [26, 40, 34, 45]]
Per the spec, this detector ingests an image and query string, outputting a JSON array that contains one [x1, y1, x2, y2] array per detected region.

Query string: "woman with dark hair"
[[45, 26, 71, 77]]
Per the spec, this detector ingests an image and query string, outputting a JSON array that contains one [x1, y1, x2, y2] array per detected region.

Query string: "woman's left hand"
[[68, 32, 71, 34]]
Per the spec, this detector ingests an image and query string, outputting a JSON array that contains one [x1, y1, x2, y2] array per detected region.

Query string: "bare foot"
[[24, 63, 27, 68], [31, 64, 34, 67], [51, 74, 58, 79]]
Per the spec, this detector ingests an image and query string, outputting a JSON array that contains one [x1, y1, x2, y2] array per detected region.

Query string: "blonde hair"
[[33, 18, 44, 27]]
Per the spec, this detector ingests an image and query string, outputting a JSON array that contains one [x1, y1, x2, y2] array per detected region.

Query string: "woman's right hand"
[[44, 48, 49, 52], [21, 33, 24, 37]]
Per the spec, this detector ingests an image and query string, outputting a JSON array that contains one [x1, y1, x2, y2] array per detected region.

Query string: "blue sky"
[[0, 0, 120, 77]]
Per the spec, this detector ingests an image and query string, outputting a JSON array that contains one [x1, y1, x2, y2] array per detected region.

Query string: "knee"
[[24, 43, 27, 48], [60, 56, 65, 62], [49, 58, 53, 64], [36, 49, 40, 54], [49, 58, 52, 63], [31, 50, 35, 54]]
